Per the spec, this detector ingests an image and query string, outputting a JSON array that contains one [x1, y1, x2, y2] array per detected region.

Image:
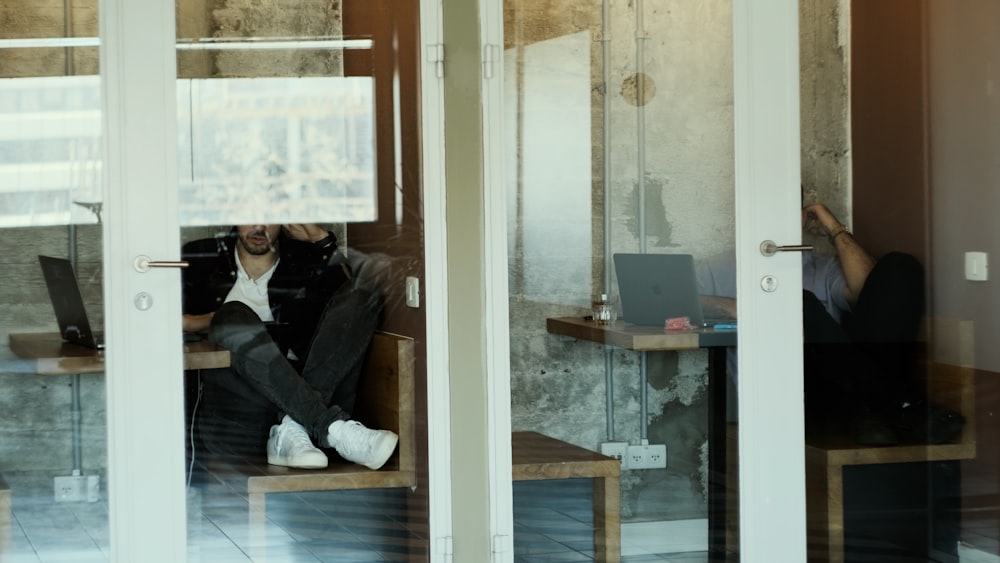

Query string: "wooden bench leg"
[[807, 461, 844, 563], [244, 491, 269, 560], [593, 475, 621, 563], [249, 492, 266, 532], [0, 476, 9, 554]]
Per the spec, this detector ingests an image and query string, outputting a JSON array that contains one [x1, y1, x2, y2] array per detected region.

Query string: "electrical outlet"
[[54, 474, 100, 503], [405, 276, 420, 308], [599, 441, 629, 470], [627, 443, 667, 470]]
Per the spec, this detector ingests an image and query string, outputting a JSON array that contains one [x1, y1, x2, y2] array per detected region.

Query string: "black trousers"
[[193, 283, 382, 457], [802, 252, 925, 423]]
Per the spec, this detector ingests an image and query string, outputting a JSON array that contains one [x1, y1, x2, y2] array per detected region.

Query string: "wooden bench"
[[197, 331, 417, 528], [804, 361, 976, 562], [511, 431, 621, 563], [196, 334, 621, 561]]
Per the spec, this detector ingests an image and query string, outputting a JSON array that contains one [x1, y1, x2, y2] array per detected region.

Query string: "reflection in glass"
[[505, 31, 592, 303], [0, 74, 376, 228], [1, 3, 108, 559], [0, 76, 101, 227], [178, 76, 376, 226], [503, 1, 735, 561], [174, 2, 431, 562]]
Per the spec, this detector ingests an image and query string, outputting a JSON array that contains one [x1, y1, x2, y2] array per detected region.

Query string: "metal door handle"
[[760, 240, 814, 257], [134, 255, 189, 272]]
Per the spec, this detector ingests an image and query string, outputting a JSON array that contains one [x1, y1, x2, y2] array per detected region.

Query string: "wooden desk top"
[[546, 316, 736, 351], [8, 332, 230, 375]]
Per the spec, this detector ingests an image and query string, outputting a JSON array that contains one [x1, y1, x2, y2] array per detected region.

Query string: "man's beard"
[[239, 229, 275, 255]]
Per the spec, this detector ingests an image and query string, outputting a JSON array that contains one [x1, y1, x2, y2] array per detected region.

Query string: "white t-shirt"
[[224, 252, 279, 322], [695, 250, 850, 386], [695, 251, 850, 322]]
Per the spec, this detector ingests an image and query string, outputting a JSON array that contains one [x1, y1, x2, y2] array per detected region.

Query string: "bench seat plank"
[[804, 362, 976, 563], [512, 431, 621, 563], [512, 431, 620, 480]]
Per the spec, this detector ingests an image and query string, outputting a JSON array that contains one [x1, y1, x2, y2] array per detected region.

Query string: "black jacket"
[[181, 228, 351, 358]]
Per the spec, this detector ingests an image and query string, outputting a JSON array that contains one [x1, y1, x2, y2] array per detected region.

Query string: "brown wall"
[[342, 2, 429, 557], [850, 0, 928, 265], [853, 1, 1000, 553]]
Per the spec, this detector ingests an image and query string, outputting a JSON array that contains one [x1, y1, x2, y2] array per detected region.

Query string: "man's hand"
[[183, 312, 215, 334], [282, 224, 328, 243], [802, 203, 843, 237], [802, 202, 874, 304]]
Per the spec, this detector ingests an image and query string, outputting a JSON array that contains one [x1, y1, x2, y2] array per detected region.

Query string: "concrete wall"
[[505, 0, 850, 521], [1, 226, 105, 475]]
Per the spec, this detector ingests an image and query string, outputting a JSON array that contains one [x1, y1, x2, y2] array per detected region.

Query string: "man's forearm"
[[700, 295, 737, 320], [804, 203, 875, 304], [829, 230, 875, 303]]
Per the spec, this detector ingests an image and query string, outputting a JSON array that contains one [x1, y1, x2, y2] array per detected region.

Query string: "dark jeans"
[[802, 252, 925, 423], [194, 283, 383, 457]]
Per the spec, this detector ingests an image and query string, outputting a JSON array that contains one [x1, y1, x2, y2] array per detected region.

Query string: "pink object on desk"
[[665, 316, 694, 330]]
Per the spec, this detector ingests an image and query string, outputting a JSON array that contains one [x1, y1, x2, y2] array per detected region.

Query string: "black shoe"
[[893, 400, 965, 444], [850, 410, 899, 446]]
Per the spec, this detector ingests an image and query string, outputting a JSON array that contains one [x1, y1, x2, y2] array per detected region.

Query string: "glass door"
[[173, 1, 436, 561], [495, 1, 1000, 562], [494, 0, 805, 561], [2, 0, 441, 561], [0, 4, 112, 561]]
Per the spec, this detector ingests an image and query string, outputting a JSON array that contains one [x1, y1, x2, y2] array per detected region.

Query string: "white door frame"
[[419, 1, 457, 561], [101, 0, 187, 559], [732, 0, 807, 560], [479, 0, 516, 558]]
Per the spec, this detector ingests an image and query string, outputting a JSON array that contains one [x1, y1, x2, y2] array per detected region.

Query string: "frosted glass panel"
[[0, 75, 102, 227], [0, 74, 375, 228], [178, 76, 376, 226]]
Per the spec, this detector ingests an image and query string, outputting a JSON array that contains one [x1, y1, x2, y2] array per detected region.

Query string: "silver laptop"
[[613, 253, 713, 327], [38, 255, 105, 349]]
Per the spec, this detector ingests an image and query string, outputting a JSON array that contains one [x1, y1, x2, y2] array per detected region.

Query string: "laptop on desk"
[[38, 255, 105, 349], [613, 253, 736, 328]]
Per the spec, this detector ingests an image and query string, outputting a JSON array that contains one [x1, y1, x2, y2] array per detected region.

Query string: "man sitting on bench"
[[697, 202, 940, 446], [182, 223, 397, 470]]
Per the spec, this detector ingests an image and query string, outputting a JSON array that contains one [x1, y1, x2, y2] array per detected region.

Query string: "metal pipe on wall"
[[636, 0, 647, 254], [635, 0, 651, 442], [65, 0, 85, 477], [601, 0, 617, 443]]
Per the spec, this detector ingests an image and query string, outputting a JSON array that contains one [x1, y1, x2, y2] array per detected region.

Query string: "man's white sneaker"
[[267, 415, 328, 469], [327, 419, 398, 470]]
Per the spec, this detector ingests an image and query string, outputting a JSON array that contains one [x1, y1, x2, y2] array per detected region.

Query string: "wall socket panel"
[[599, 441, 629, 468], [54, 474, 100, 503], [627, 443, 667, 470]]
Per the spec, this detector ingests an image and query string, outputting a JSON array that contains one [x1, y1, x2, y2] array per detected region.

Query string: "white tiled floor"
[[10, 466, 995, 562], [3, 473, 707, 562]]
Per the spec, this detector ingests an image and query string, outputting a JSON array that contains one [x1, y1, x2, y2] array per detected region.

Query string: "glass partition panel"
[[177, 75, 376, 225], [803, 1, 1000, 561], [0, 6, 109, 561], [176, 1, 431, 561], [504, 1, 738, 560]]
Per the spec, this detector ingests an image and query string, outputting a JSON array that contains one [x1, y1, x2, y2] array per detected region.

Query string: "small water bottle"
[[592, 293, 613, 325]]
